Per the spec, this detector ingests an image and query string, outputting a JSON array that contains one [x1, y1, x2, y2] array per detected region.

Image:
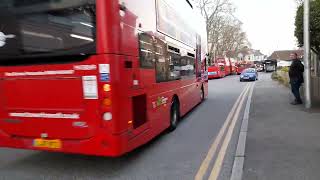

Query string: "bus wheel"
[[169, 100, 180, 132]]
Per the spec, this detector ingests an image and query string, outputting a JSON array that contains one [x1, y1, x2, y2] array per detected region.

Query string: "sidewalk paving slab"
[[243, 74, 320, 180]]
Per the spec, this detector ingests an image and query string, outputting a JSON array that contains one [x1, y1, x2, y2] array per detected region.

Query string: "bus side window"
[[155, 39, 169, 82], [168, 50, 181, 80], [139, 33, 155, 68], [155, 43, 196, 82], [180, 54, 195, 79]]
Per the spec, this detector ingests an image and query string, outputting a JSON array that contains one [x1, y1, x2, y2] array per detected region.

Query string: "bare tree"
[[222, 19, 250, 51], [193, 0, 233, 61], [193, 0, 250, 63]]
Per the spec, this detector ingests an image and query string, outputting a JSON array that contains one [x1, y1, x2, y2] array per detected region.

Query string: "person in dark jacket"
[[288, 53, 304, 105]]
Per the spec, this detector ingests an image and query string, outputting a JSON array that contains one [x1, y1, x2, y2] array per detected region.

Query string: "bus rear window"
[[0, 0, 96, 63]]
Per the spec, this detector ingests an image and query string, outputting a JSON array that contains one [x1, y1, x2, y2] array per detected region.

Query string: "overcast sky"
[[231, 0, 298, 55]]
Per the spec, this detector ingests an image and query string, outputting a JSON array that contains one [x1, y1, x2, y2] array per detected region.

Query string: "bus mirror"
[[205, 54, 210, 61], [120, 2, 127, 11]]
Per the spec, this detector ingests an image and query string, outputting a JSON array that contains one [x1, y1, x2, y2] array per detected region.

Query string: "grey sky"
[[232, 0, 298, 55]]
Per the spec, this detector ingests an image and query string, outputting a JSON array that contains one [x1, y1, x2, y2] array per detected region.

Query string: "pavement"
[[243, 73, 320, 180], [0, 75, 250, 180]]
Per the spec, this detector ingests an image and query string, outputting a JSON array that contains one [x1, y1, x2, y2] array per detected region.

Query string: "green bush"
[[272, 71, 290, 87], [281, 67, 289, 72], [278, 76, 284, 83], [271, 72, 279, 80]]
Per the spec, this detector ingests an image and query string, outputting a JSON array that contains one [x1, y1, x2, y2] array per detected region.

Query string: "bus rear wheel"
[[169, 100, 180, 132]]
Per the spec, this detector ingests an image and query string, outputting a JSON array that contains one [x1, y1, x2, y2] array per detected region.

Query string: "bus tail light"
[[101, 83, 112, 108], [102, 98, 112, 106], [103, 84, 111, 92], [103, 112, 112, 121], [101, 83, 112, 127], [101, 110, 112, 128]]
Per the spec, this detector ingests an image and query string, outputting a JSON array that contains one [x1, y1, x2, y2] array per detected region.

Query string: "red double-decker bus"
[[236, 61, 253, 74], [208, 63, 225, 79], [0, 0, 208, 156], [215, 57, 233, 76]]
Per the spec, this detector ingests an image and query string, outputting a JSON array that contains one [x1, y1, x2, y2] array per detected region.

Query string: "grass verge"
[[271, 70, 290, 87]]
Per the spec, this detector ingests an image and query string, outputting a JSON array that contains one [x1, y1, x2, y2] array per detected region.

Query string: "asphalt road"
[[0, 75, 250, 180]]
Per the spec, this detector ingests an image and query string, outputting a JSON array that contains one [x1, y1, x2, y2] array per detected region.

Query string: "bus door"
[[196, 35, 203, 81], [194, 35, 205, 102]]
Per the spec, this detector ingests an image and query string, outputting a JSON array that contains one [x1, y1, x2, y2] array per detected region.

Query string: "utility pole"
[[304, 0, 311, 108]]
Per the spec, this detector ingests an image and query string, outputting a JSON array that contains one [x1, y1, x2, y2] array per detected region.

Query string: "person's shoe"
[[291, 100, 303, 105]]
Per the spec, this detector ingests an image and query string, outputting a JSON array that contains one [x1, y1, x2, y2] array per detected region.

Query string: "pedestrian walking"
[[288, 53, 304, 105]]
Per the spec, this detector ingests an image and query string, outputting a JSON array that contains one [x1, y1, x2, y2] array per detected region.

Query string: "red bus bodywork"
[[236, 64, 245, 75], [208, 64, 225, 79], [230, 61, 237, 74], [0, 0, 208, 156], [236, 62, 252, 74], [215, 58, 233, 76]]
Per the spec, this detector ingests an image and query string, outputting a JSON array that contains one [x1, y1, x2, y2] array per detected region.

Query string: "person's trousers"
[[290, 80, 302, 102]]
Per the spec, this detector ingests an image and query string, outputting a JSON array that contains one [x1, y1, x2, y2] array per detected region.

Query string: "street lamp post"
[[304, 0, 311, 108]]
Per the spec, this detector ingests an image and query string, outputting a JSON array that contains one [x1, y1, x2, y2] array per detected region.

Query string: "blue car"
[[240, 68, 258, 82]]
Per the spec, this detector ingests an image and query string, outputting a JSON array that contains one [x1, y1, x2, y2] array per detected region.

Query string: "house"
[[225, 48, 265, 62], [253, 50, 265, 61], [268, 50, 304, 67]]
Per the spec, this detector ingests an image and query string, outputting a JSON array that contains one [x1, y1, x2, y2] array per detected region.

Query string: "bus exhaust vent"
[[132, 94, 147, 129]]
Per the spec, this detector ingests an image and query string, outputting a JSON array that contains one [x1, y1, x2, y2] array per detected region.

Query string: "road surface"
[[0, 74, 254, 180]]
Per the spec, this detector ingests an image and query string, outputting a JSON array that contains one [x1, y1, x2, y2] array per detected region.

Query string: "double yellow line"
[[195, 83, 253, 180]]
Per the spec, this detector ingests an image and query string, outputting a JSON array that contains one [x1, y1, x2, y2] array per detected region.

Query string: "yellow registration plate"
[[33, 139, 62, 149]]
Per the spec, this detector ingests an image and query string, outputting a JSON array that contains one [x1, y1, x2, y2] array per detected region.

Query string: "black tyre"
[[169, 100, 180, 132]]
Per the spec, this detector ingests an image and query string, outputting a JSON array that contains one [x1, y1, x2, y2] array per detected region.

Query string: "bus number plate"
[[33, 139, 62, 149]]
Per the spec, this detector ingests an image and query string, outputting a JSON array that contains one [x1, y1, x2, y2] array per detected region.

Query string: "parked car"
[[256, 66, 264, 72], [240, 68, 258, 82]]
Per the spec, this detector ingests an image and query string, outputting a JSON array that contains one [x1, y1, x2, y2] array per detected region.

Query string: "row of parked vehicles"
[[207, 58, 254, 79], [207, 58, 270, 82]]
